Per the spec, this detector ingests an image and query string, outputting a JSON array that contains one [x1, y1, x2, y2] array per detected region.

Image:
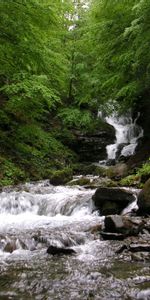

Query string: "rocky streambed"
[[0, 180, 149, 300]]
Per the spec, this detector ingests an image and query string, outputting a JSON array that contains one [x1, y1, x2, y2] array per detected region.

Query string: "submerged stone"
[[100, 231, 125, 240], [47, 245, 76, 255]]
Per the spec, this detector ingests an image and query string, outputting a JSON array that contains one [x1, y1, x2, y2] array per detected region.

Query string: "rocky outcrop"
[[127, 140, 150, 170], [92, 187, 135, 215], [73, 124, 115, 162], [127, 100, 150, 169], [136, 98, 150, 140], [137, 178, 150, 215]]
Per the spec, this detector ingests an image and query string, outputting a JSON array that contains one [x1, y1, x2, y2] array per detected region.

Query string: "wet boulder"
[[106, 163, 128, 180], [4, 240, 17, 253], [137, 178, 150, 215], [47, 245, 76, 255], [104, 215, 144, 236], [92, 187, 135, 215]]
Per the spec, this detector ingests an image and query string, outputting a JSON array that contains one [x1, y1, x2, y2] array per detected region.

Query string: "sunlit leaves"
[[81, 0, 150, 109]]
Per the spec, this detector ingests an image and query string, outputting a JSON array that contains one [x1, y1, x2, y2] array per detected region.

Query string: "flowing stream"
[[0, 181, 149, 299]]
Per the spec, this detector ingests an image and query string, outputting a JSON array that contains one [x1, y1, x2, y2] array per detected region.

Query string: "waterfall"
[[99, 108, 143, 163], [106, 112, 143, 161]]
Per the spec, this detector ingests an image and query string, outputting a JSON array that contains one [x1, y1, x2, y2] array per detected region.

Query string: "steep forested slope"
[[0, 0, 150, 185], [0, 0, 74, 184]]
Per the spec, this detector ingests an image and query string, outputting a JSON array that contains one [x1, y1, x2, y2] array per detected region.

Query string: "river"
[[0, 181, 149, 299]]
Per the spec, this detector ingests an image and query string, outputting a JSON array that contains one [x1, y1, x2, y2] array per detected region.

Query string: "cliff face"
[[137, 99, 150, 140], [127, 100, 150, 169], [72, 123, 115, 162]]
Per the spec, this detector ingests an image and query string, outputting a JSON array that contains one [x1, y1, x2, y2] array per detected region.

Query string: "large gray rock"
[[137, 178, 150, 215], [92, 187, 135, 215], [104, 215, 144, 235]]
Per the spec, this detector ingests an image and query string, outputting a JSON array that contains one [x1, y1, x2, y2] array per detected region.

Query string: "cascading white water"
[[0, 181, 148, 300], [0, 181, 102, 253], [106, 112, 143, 160], [99, 109, 143, 162]]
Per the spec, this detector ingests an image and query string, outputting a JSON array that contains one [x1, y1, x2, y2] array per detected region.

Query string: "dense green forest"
[[0, 0, 150, 186]]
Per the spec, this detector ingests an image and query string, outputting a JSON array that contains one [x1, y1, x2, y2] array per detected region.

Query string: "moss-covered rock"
[[68, 177, 91, 186], [105, 163, 128, 180], [50, 168, 73, 186], [119, 174, 141, 187], [72, 163, 106, 176], [136, 161, 150, 184]]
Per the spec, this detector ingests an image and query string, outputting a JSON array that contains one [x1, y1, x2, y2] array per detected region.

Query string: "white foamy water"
[[0, 181, 148, 300], [105, 112, 143, 160], [0, 181, 104, 256]]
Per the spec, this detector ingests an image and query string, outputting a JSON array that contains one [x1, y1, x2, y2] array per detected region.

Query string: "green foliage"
[[58, 107, 92, 130], [1, 74, 60, 122], [120, 174, 140, 187], [73, 0, 150, 110], [0, 157, 26, 187], [0, 0, 77, 185], [136, 160, 150, 184], [0, 0, 150, 186], [120, 160, 150, 187], [12, 124, 76, 180]]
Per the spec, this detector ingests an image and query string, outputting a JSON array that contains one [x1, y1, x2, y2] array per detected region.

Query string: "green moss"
[[50, 168, 73, 186], [137, 161, 150, 183], [104, 179, 118, 187], [118, 160, 150, 187], [68, 177, 91, 186], [119, 174, 140, 187]]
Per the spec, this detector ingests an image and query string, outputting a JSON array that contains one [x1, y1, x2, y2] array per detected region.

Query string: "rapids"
[[0, 181, 149, 299]]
